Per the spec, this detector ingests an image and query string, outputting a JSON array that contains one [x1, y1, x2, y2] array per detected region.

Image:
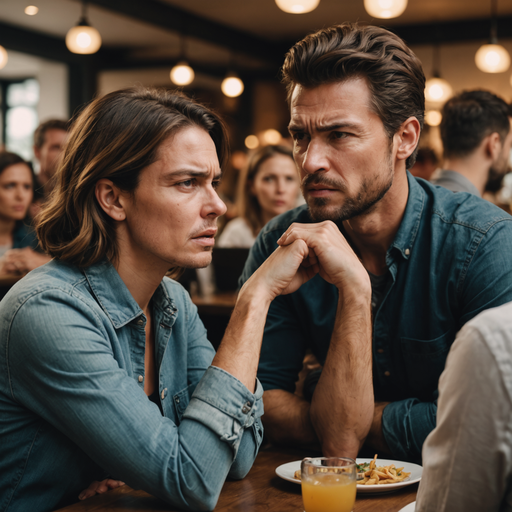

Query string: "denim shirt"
[[240, 172, 512, 463], [0, 259, 263, 512]]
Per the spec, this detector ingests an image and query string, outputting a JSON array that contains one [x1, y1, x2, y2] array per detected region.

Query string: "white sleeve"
[[217, 218, 255, 248], [415, 323, 512, 512]]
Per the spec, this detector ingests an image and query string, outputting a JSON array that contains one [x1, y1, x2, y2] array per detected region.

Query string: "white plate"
[[275, 458, 422, 494], [398, 502, 416, 512]]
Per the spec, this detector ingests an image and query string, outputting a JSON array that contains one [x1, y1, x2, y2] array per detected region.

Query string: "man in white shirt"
[[416, 302, 512, 511]]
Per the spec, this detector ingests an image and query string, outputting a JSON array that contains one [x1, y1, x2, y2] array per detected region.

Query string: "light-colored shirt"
[[416, 302, 512, 512], [430, 169, 481, 197], [0, 258, 263, 512], [218, 217, 256, 248]]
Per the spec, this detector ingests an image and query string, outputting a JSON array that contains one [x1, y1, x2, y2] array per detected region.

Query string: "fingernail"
[[78, 493, 85, 500]]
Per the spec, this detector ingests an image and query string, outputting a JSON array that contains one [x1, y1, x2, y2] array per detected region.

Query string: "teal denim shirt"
[[240, 172, 512, 463], [0, 259, 263, 512]]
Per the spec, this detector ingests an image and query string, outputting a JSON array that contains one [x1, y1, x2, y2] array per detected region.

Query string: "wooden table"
[[191, 290, 238, 316], [55, 446, 417, 512]]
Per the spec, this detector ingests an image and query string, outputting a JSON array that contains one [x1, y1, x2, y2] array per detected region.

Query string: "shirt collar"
[[83, 259, 174, 329], [388, 171, 425, 261]]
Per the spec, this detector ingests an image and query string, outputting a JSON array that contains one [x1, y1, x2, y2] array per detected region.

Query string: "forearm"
[[310, 291, 373, 458], [262, 389, 319, 448], [363, 402, 391, 456], [212, 286, 270, 393]]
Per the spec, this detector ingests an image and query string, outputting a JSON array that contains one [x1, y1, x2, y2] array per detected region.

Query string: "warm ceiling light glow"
[[170, 62, 195, 86], [475, 43, 510, 73], [275, 0, 320, 13], [66, 24, 102, 54], [364, 0, 407, 19], [222, 74, 244, 97], [425, 110, 442, 127], [0, 46, 8, 70], [24, 5, 39, 15], [425, 77, 453, 103], [245, 135, 259, 149], [262, 129, 282, 145]]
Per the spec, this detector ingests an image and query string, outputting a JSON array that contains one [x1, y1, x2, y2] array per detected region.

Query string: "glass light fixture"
[[170, 62, 194, 86], [245, 135, 259, 149], [425, 44, 453, 103], [275, 0, 320, 14], [425, 110, 442, 127], [221, 72, 244, 98], [262, 129, 282, 145], [0, 46, 8, 70], [66, 1, 102, 55], [475, 0, 510, 73], [24, 5, 39, 15], [364, 0, 407, 19]]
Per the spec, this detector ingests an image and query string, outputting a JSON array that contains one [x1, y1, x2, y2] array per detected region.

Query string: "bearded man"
[[240, 23, 512, 463], [431, 89, 512, 197]]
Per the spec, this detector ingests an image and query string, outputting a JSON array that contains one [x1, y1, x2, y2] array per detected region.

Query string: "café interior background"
[[1, 0, 512, 179]]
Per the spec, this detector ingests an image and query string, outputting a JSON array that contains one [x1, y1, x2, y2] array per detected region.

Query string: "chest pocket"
[[172, 383, 195, 424], [400, 330, 453, 401]]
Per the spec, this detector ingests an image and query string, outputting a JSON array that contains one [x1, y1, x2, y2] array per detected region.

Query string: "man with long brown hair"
[[241, 23, 512, 463], [0, 88, 317, 512]]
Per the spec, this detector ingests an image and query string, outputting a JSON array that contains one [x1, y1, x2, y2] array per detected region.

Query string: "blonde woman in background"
[[218, 144, 301, 248]]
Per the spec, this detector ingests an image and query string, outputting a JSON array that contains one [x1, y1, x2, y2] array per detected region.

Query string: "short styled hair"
[[33, 119, 68, 149], [441, 90, 511, 159], [237, 144, 295, 236], [37, 87, 228, 267], [281, 22, 425, 168]]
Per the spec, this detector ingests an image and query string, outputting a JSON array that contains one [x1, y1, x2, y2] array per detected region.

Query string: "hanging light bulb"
[[424, 44, 453, 103], [475, 0, 510, 73], [425, 110, 442, 127], [475, 44, 510, 73], [364, 0, 407, 19], [222, 72, 244, 98], [170, 62, 195, 86], [275, 0, 320, 13], [0, 46, 8, 70], [66, 1, 102, 55]]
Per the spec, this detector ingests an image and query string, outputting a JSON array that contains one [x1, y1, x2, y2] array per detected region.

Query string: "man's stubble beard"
[[303, 147, 395, 223]]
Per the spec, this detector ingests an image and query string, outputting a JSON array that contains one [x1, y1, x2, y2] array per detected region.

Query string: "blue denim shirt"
[[0, 259, 263, 512], [240, 172, 512, 463]]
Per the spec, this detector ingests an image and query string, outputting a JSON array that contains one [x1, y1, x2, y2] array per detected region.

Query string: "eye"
[[332, 131, 348, 139], [178, 179, 195, 188], [212, 179, 221, 190], [292, 132, 308, 142]]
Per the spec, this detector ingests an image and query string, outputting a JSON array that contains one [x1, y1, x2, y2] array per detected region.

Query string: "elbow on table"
[[163, 486, 221, 512]]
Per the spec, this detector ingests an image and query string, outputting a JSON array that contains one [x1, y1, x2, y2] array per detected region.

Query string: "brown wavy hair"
[[237, 144, 295, 237], [36, 87, 228, 267], [281, 22, 425, 169]]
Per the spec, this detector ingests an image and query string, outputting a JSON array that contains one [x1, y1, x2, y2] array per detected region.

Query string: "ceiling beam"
[[84, 0, 288, 66]]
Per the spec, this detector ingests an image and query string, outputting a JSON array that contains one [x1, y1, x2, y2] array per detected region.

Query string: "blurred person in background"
[[218, 144, 300, 247], [33, 118, 69, 199], [0, 152, 49, 274], [410, 147, 439, 181], [431, 90, 512, 197]]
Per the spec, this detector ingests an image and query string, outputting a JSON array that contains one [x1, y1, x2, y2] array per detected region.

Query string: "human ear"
[[484, 132, 501, 161], [395, 117, 421, 162], [95, 179, 126, 221]]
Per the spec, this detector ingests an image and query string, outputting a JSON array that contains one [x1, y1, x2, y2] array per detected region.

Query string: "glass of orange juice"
[[301, 457, 357, 512]]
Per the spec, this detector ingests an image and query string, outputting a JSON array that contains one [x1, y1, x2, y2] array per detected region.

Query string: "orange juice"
[[301, 472, 356, 512]]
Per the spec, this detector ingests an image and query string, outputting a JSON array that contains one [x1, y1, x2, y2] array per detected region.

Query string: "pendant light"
[[170, 36, 194, 86], [364, 0, 407, 19], [66, 1, 102, 55], [0, 46, 8, 70], [475, 0, 510, 73], [221, 71, 244, 98], [425, 44, 452, 103], [275, 0, 320, 14]]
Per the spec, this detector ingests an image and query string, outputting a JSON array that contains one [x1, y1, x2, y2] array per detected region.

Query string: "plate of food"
[[275, 455, 422, 494]]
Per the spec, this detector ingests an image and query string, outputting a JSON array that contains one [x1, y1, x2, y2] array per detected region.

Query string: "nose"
[[204, 187, 227, 219], [300, 139, 329, 176]]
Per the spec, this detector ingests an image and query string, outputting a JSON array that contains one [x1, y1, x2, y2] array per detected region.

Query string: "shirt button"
[[161, 390, 165, 400], [384, 371, 391, 377], [137, 318, 144, 326], [405, 248, 410, 256], [242, 401, 252, 414], [138, 375, 143, 382], [377, 348, 384, 354], [175, 396, 180, 404]]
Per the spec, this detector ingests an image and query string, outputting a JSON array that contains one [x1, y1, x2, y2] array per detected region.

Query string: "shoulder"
[[218, 218, 255, 248], [418, 178, 512, 235]]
